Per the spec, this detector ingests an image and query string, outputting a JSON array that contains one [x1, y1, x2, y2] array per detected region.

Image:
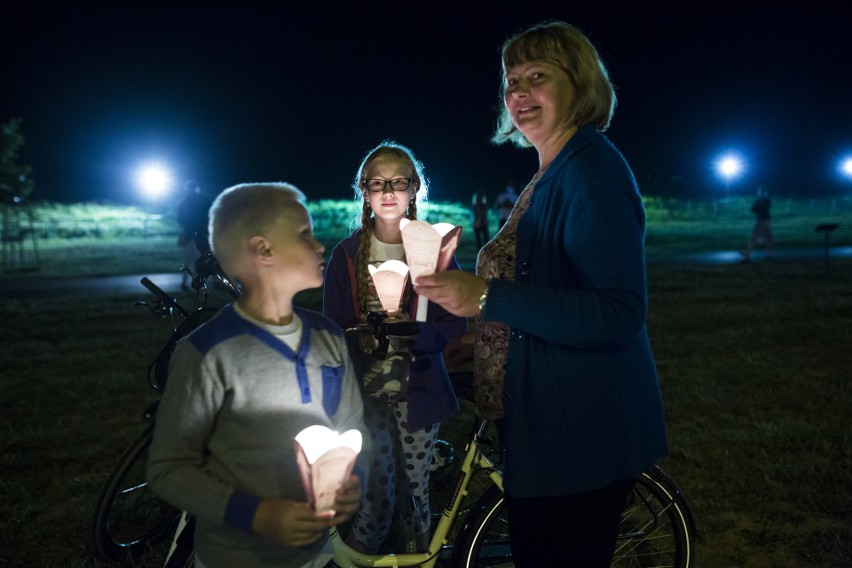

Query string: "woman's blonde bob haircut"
[[492, 20, 617, 148]]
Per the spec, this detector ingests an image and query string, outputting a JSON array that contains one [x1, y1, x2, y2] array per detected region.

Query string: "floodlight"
[[716, 154, 743, 182], [135, 162, 173, 199], [840, 156, 852, 180]]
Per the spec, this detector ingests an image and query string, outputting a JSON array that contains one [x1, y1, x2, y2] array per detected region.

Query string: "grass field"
[[2, 199, 851, 566]]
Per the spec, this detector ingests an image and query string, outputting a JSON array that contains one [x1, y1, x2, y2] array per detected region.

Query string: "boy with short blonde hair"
[[148, 182, 368, 568]]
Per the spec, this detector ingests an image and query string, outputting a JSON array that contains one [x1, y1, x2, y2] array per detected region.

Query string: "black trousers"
[[505, 478, 636, 567]]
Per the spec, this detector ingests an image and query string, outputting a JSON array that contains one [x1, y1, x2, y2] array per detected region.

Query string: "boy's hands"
[[330, 475, 362, 522], [251, 475, 362, 548], [251, 500, 329, 548]]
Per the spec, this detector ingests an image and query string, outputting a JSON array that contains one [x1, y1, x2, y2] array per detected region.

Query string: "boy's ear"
[[249, 235, 274, 263]]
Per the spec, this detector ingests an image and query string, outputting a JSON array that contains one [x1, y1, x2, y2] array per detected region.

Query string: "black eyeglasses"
[[363, 178, 412, 193]]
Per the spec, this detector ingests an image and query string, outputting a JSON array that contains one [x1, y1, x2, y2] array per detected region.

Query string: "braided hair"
[[350, 141, 429, 319]]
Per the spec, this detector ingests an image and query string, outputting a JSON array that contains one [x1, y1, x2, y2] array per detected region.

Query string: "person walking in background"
[[415, 20, 668, 566], [471, 190, 490, 249], [322, 141, 466, 554], [148, 182, 367, 568], [176, 179, 213, 290], [494, 181, 518, 228], [741, 185, 772, 262]]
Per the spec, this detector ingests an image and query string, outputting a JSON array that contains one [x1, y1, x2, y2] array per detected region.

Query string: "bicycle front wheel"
[[612, 467, 695, 567], [91, 424, 182, 562], [452, 468, 694, 567], [451, 485, 511, 567]]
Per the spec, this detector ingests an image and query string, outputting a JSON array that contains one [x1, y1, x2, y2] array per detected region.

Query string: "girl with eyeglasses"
[[322, 140, 466, 554]]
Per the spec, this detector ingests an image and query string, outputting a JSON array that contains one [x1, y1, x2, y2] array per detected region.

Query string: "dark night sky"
[[2, 2, 851, 205]]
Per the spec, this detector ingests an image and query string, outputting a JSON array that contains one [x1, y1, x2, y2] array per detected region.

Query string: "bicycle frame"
[[329, 417, 503, 568]]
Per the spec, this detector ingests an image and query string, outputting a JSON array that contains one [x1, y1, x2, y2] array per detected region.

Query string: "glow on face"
[[363, 156, 414, 223], [503, 60, 575, 145]]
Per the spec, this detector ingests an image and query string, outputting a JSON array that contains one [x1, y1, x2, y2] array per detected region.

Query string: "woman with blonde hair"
[[416, 21, 668, 566]]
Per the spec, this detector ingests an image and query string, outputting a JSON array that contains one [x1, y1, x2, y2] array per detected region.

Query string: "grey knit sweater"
[[147, 304, 368, 567]]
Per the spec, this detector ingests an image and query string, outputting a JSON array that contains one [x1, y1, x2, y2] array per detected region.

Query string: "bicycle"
[[91, 241, 239, 565], [332, 313, 697, 567], [92, 256, 696, 567]]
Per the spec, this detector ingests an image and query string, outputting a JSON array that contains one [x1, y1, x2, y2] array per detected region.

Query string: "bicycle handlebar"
[[344, 313, 421, 338], [141, 276, 191, 320], [193, 252, 242, 297], [190, 232, 241, 298], [384, 320, 421, 337], [345, 312, 421, 360]]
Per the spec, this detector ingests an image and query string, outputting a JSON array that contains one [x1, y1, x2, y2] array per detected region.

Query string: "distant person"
[[176, 180, 213, 290], [471, 190, 490, 249], [323, 141, 466, 553], [495, 182, 518, 228], [741, 185, 772, 262], [148, 182, 368, 568], [415, 20, 668, 566]]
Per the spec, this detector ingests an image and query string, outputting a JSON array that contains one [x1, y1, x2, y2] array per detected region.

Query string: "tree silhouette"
[[1, 117, 35, 198]]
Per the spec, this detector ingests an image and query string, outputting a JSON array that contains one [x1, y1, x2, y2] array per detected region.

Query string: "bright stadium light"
[[839, 156, 852, 181], [715, 152, 744, 184], [135, 161, 174, 199]]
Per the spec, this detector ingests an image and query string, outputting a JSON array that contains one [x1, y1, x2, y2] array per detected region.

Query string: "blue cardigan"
[[484, 124, 668, 498], [322, 231, 466, 431]]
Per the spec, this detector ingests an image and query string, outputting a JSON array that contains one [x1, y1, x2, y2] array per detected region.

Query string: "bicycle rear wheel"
[[452, 467, 695, 567], [91, 424, 182, 562]]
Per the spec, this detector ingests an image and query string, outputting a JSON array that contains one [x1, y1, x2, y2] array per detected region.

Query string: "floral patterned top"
[[474, 170, 544, 418]]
